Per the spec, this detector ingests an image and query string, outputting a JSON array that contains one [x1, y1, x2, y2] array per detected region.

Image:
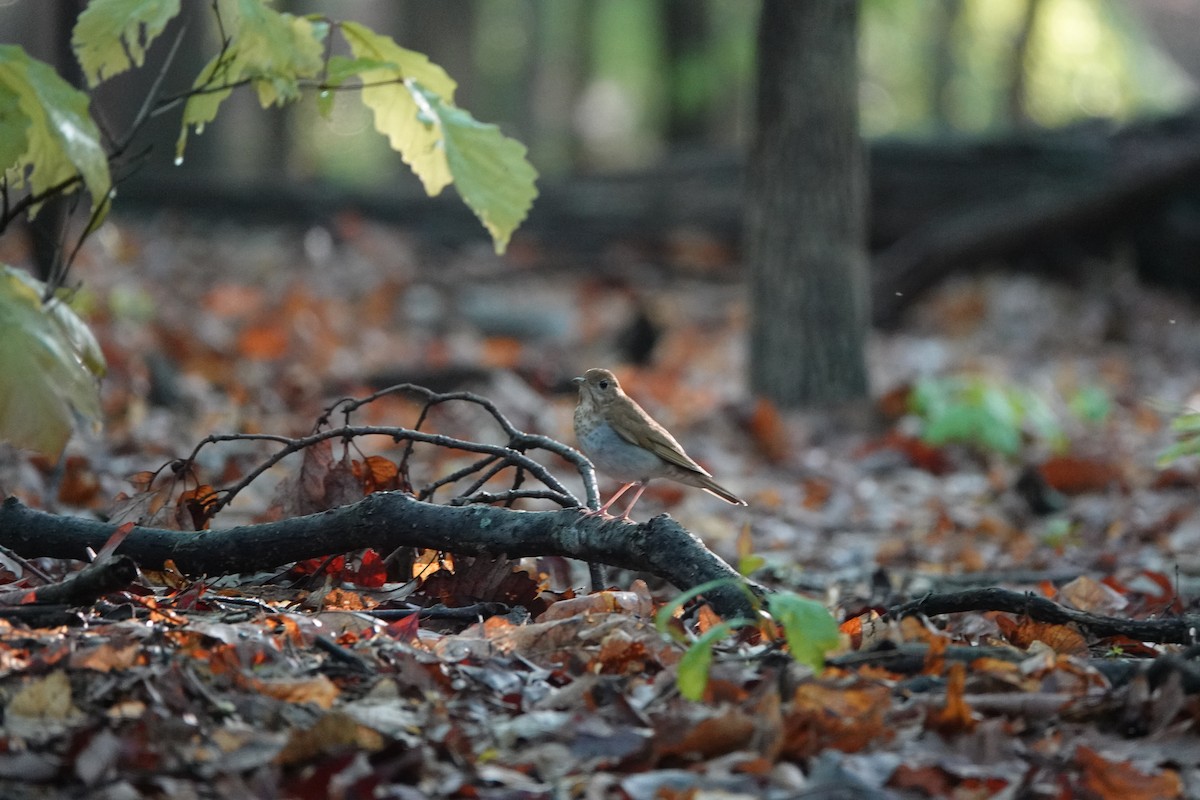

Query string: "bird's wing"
[[641, 425, 710, 475], [609, 393, 710, 474]]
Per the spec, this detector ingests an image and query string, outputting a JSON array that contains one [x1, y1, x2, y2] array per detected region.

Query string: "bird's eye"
[[598, 380, 609, 390]]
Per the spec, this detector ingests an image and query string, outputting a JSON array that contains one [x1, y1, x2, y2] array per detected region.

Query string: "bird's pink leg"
[[613, 482, 648, 520], [583, 482, 638, 518]]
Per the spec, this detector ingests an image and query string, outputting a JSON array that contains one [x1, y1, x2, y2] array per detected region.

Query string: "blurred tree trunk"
[[663, 0, 709, 144], [399, 0, 479, 109], [1005, 0, 1044, 128], [25, 0, 85, 282], [746, 0, 869, 408], [929, 0, 963, 133], [530, 0, 587, 174]]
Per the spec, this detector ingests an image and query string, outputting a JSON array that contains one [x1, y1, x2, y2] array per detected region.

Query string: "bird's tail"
[[697, 475, 747, 506]]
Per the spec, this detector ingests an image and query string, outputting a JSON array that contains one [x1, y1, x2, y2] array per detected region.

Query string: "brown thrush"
[[572, 368, 747, 519]]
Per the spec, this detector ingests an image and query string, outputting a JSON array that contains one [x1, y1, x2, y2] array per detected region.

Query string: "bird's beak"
[[572, 376, 584, 386]]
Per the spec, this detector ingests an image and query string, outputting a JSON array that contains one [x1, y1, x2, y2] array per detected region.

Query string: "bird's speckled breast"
[[576, 420, 666, 483]]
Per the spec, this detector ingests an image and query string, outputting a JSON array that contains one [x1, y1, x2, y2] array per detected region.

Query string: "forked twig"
[[179, 383, 600, 519]]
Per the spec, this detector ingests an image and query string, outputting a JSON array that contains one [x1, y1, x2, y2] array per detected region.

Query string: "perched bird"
[[573, 368, 747, 519]]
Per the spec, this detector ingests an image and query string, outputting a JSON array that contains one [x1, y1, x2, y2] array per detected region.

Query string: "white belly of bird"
[[578, 422, 666, 483]]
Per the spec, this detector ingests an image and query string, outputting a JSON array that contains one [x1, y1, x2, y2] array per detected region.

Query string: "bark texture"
[[747, 0, 869, 407]]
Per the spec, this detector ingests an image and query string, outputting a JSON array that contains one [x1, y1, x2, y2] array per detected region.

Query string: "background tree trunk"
[[746, 0, 869, 408]]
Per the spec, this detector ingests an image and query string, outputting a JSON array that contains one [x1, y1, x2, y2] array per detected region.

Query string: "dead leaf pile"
[[0, 217, 1196, 795]]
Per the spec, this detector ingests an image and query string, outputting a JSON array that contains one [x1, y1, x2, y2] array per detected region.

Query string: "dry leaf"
[[1076, 745, 1182, 799], [275, 711, 383, 766]]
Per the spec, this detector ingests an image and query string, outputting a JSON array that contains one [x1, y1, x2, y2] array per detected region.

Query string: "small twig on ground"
[[888, 587, 1200, 645]]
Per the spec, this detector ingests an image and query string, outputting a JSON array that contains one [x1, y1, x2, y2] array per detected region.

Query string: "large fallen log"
[[0, 495, 761, 619]]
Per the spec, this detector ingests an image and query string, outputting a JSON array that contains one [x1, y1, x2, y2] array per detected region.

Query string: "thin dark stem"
[[192, 426, 578, 514], [441, 458, 512, 504], [331, 383, 599, 509], [420, 454, 503, 500], [116, 23, 189, 156], [0, 174, 85, 232]]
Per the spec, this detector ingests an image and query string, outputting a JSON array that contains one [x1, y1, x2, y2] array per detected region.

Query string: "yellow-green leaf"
[[415, 87, 538, 254], [767, 593, 840, 672], [0, 266, 106, 457], [177, 0, 325, 158], [0, 46, 111, 218], [340, 21, 456, 195], [72, 0, 182, 86]]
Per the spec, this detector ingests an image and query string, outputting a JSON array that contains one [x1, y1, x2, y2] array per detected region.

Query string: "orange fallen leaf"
[[781, 681, 892, 758], [998, 617, 1089, 657], [252, 674, 340, 709], [237, 320, 290, 360], [876, 383, 913, 422], [747, 397, 789, 464], [203, 284, 265, 318], [71, 642, 142, 672], [927, 662, 975, 734], [656, 710, 757, 761], [1058, 575, 1127, 615], [800, 477, 833, 511], [275, 710, 382, 766], [1076, 745, 1182, 799], [481, 336, 524, 369], [355, 455, 401, 493], [56, 455, 101, 507]]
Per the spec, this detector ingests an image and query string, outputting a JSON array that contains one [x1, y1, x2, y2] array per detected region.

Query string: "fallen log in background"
[[113, 107, 1200, 325]]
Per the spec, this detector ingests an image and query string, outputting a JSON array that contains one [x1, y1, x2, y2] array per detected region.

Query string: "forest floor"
[[0, 211, 1198, 798]]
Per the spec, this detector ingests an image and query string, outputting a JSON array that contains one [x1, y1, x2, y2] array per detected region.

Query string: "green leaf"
[[72, 0, 182, 86], [1171, 412, 1200, 433], [677, 620, 749, 701], [0, 46, 111, 218], [1158, 412, 1200, 466], [324, 56, 395, 88], [416, 87, 539, 254], [1069, 386, 1111, 423], [738, 552, 766, 576], [340, 21, 457, 195], [318, 56, 396, 119], [0, 266, 106, 456], [766, 593, 840, 672], [338, 22, 537, 253], [0, 83, 30, 170], [178, 0, 325, 158]]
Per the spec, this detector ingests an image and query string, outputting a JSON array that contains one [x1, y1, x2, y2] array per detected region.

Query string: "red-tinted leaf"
[[385, 613, 420, 642], [1038, 455, 1125, 495], [94, 521, 136, 563], [341, 549, 387, 588]]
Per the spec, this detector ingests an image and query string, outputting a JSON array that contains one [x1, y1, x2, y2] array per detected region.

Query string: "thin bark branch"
[[889, 587, 1200, 645]]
